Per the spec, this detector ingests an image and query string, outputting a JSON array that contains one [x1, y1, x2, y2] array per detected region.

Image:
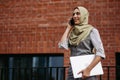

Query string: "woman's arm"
[[78, 28, 105, 79], [58, 24, 73, 50], [77, 56, 102, 79], [59, 24, 72, 42]]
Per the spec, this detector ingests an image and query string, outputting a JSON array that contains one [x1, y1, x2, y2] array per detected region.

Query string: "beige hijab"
[[69, 6, 93, 46]]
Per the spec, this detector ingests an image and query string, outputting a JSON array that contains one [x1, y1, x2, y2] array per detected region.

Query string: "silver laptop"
[[70, 54, 103, 78]]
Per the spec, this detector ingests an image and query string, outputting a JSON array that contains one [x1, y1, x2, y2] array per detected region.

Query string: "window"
[[0, 54, 64, 80]]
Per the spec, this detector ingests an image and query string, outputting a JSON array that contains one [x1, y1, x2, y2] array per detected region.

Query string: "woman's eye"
[[76, 12, 80, 15], [73, 12, 80, 16], [73, 13, 75, 16]]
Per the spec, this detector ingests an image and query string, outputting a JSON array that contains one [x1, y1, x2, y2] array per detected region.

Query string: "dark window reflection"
[[0, 54, 64, 80]]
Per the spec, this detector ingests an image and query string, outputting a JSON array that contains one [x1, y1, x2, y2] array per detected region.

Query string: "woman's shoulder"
[[91, 27, 99, 33]]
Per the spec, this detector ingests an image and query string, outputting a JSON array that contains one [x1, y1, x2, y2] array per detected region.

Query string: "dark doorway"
[[116, 52, 120, 80]]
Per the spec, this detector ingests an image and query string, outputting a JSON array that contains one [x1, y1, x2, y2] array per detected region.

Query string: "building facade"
[[0, 0, 120, 80]]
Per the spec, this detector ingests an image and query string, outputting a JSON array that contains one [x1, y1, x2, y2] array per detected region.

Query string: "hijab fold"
[[69, 6, 93, 46]]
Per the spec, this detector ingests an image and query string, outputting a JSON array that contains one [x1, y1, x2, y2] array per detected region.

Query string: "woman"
[[59, 6, 105, 80]]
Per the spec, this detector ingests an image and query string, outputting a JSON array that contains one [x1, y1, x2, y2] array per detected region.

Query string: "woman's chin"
[[75, 23, 80, 25], [74, 21, 80, 25]]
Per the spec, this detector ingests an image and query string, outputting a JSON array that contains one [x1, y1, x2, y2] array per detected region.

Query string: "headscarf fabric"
[[69, 6, 93, 46]]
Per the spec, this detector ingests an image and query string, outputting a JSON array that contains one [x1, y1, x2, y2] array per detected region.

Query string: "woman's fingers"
[[77, 69, 89, 79], [77, 70, 83, 75]]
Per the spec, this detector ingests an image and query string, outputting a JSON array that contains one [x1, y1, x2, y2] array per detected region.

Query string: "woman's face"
[[72, 8, 81, 25]]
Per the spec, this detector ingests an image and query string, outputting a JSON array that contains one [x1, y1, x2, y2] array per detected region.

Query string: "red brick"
[[0, 1, 120, 79]]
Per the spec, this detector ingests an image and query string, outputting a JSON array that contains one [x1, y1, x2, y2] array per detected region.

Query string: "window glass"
[[0, 54, 64, 80]]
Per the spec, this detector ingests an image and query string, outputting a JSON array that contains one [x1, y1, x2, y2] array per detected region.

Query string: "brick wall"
[[0, 0, 120, 79]]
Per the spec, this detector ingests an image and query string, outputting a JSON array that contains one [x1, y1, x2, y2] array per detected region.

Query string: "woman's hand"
[[78, 68, 91, 79]]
